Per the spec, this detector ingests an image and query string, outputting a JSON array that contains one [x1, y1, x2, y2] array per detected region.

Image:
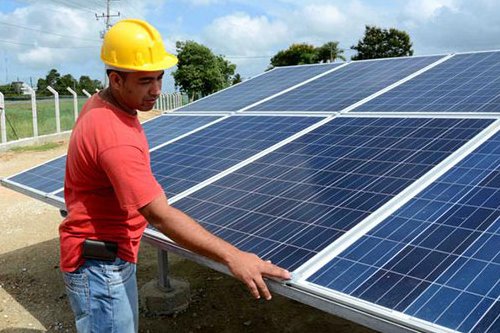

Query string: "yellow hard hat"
[[101, 18, 178, 71]]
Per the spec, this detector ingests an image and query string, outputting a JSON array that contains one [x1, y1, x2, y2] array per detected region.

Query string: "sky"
[[0, 0, 499, 91]]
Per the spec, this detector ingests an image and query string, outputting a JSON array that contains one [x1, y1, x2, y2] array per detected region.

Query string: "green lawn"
[[1, 97, 87, 141]]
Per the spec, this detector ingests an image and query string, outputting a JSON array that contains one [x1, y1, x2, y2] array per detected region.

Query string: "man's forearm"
[[139, 193, 239, 266]]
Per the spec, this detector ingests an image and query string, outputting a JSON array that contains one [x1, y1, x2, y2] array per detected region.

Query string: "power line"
[[0, 20, 101, 42], [0, 38, 98, 49], [48, 0, 96, 14]]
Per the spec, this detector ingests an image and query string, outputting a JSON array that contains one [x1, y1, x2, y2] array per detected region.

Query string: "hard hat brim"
[[103, 53, 178, 72]]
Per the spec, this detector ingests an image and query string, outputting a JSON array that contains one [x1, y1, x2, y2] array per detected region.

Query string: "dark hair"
[[106, 70, 129, 80]]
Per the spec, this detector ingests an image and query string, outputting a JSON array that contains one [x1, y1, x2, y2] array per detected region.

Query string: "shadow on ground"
[[0, 239, 378, 333]]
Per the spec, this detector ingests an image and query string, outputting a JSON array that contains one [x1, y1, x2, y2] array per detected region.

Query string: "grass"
[[1, 97, 87, 141], [9, 141, 64, 152]]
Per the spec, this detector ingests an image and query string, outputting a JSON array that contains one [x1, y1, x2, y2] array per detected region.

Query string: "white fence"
[[0, 89, 185, 148], [155, 92, 184, 112]]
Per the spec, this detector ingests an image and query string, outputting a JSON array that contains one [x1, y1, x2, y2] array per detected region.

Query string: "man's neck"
[[100, 88, 137, 116]]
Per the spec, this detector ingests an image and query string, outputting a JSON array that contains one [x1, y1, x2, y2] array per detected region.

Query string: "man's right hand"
[[225, 250, 291, 300]]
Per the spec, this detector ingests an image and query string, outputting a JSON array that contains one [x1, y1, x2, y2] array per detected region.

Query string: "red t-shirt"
[[59, 93, 163, 272]]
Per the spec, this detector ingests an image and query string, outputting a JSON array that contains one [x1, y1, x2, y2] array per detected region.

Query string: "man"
[[60, 19, 290, 333]]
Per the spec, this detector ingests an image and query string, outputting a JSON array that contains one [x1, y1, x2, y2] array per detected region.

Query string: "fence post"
[[82, 89, 92, 98], [66, 87, 79, 121], [21, 84, 38, 138], [160, 94, 165, 111], [168, 93, 173, 110], [47, 86, 61, 133], [0, 92, 6, 143]]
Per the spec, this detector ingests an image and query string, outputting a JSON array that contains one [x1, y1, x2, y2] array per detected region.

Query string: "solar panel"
[[150, 115, 323, 197], [247, 56, 444, 112], [2, 49, 499, 333], [7, 155, 67, 194], [142, 114, 223, 148], [177, 64, 339, 112], [168, 116, 494, 271], [2, 114, 226, 204], [305, 130, 500, 333], [354, 51, 500, 113]]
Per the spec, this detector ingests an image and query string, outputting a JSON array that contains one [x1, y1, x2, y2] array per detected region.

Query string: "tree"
[[314, 41, 346, 63], [270, 43, 317, 67], [36, 69, 61, 96], [56, 74, 77, 94], [269, 41, 345, 68], [232, 73, 242, 85], [172, 40, 239, 101], [78, 76, 102, 94], [351, 25, 413, 60]]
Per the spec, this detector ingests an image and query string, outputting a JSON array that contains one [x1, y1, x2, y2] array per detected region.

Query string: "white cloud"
[[401, 0, 500, 54], [0, 3, 101, 80], [17, 47, 68, 67], [203, 12, 288, 56], [182, 0, 225, 6], [404, 0, 457, 21]]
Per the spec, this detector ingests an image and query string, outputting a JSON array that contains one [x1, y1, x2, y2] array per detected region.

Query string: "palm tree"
[[315, 41, 346, 63]]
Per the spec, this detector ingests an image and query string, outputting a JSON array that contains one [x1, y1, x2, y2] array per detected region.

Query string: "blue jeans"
[[63, 258, 138, 333]]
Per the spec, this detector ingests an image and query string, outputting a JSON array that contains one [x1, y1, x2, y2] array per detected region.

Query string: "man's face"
[[112, 70, 164, 112]]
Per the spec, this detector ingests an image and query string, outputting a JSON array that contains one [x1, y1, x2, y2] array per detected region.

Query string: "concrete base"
[[139, 278, 191, 316]]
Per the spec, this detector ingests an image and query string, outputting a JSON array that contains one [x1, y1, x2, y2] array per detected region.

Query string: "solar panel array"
[[305, 131, 500, 333], [247, 55, 443, 112], [354, 51, 500, 113], [2, 50, 499, 333], [172, 117, 494, 272], [177, 64, 338, 111]]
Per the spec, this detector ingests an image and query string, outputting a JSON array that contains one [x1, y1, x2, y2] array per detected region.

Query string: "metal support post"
[[82, 89, 92, 98], [66, 87, 79, 121], [177, 93, 182, 108], [157, 249, 172, 291], [47, 86, 60, 133], [0, 92, 6, 143], [21, 84, 38, 137]]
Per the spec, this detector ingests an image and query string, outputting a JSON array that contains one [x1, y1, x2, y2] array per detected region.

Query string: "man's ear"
[[108, 71, 124, 89]]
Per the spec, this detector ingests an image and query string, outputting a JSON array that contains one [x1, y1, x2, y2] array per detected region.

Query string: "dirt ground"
[[0, 111, 378, 333]]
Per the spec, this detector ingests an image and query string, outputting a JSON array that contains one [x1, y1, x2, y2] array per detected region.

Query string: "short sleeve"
[[99, 145, 163, 210]]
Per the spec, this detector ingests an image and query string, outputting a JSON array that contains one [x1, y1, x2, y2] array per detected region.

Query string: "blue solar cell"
[[178, 64, 338, 111], [248, 55, 443, 112], [4, 115, 224, 197], [8, 155, 67, 193], [150, 116, 322, 197], [355, 51, 500, 113], [307, 131, 500, 333], [171, 117, 493, 271], [142, 115, 223, 148]]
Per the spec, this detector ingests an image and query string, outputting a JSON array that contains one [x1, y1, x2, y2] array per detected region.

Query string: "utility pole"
[[96, 0, 120, 87]]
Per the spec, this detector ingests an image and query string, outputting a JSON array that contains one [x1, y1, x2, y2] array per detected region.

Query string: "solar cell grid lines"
[[150, 115, 323, 197], [247, 55, 444, 112], [2, 115, 226, 203], [7, 155, 66, 194], [171, 116, 494, 271], [142, 115, 223, 148], [306, 131, 500, 333], [354, 51, 500, 113], [177, 63, 338, 112]]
